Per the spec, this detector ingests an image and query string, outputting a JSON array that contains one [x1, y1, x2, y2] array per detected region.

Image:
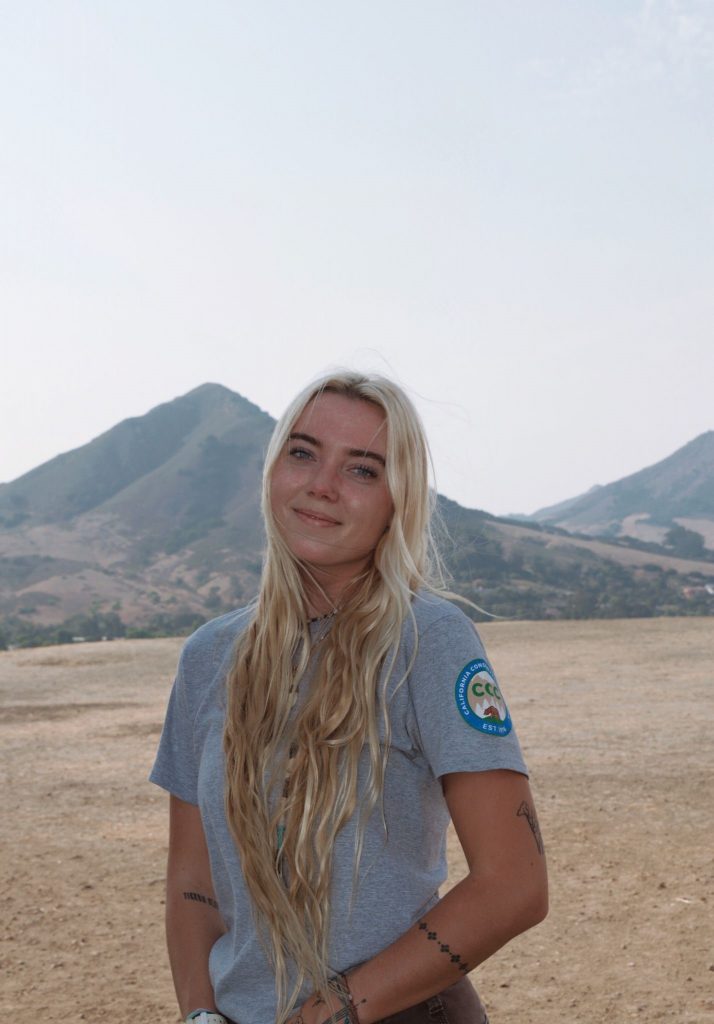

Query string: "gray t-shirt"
[[150, 593, 527, 1024]]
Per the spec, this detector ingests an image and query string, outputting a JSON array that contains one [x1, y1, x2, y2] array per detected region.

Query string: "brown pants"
[[377, 979, 488, 1024]]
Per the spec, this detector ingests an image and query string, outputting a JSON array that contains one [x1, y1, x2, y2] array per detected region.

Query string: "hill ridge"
[[531, 431, 714, 550], [1, 387, 712, 645]]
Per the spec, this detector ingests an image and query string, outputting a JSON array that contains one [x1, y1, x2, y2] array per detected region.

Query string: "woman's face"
[[270, 391, 394, 598]]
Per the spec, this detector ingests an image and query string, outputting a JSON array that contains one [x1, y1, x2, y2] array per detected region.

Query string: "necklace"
[[309, 608, 337, 646]]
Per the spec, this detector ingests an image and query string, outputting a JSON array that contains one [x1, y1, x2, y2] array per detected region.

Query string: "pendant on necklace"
[[311, 608, 337, 645]]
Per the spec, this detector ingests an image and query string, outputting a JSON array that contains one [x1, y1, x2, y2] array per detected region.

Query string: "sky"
[[1, 0, 712, 516]]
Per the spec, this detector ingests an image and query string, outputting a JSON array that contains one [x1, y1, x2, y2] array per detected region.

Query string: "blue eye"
[[352, 463, 378, 479], [288, 446, 313, 460]]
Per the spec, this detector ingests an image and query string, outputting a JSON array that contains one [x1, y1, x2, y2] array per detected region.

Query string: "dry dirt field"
[[1, 617, 713, 1023]]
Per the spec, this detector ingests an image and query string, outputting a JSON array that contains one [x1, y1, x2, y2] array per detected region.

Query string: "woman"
[[151, 372, 548, 1024]]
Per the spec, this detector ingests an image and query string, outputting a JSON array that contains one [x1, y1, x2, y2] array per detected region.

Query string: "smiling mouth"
[[293, 508, 342, 526]]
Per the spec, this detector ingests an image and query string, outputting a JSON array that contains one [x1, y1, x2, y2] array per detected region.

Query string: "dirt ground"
[[1, 617, 713, 1023]]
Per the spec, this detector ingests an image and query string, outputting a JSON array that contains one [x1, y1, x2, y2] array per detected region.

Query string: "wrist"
[[329, 973, 361, 1024], [288, 976, 362, 1024]]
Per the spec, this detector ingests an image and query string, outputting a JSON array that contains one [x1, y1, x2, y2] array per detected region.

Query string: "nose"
[[307, 461, 339, 501]]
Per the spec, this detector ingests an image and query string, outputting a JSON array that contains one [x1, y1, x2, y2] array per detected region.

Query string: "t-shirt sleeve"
[[408, 608, 528, 779], [149, 648, 200, 804]]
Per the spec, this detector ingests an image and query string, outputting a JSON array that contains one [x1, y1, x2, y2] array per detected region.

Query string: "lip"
[[293, 507, 342, 526]]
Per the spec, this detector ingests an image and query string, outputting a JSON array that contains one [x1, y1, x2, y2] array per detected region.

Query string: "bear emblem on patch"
[[455, 658, 512, 736]]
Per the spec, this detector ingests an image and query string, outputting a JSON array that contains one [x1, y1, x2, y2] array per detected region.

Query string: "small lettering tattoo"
[[417, 919, 469, 974], [517, 801, 545, 855], [182, 890, 219, 909]]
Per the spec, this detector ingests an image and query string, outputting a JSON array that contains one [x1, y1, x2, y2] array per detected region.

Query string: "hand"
[[285, 992, 354, 1024], [284, 995, 320, 1024]]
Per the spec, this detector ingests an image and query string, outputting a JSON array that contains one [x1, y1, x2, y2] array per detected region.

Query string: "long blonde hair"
[[223, 372, 444, 1017]]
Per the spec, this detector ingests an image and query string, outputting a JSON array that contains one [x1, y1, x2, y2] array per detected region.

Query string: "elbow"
[[497, 886, 548, 947], [469, 868, 549, 944], [524, 877, 549, 929], [515, 869, 549, 935]]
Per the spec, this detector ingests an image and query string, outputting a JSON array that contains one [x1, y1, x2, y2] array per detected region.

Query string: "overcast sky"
[[2, 1, 712, 516]]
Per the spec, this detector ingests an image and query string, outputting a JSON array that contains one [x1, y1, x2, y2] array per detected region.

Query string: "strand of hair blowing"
[[222, 373, 442, 1021]]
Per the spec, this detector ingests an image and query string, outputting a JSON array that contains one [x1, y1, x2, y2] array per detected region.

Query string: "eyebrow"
[[288, 431, 386, 467]]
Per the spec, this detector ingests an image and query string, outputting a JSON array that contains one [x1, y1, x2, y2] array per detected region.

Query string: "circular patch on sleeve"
[[455, 659, 512, 736]]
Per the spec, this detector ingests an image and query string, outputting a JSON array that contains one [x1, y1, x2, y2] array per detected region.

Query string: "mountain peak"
[[0, 383, 275, 527], [187, 382, 231, 394], [531, 430, 714, 546]]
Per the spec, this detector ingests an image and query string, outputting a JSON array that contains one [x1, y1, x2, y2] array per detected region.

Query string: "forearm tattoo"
[[417, 919, 470, 974], [516, 800, 545, 854], [182, 890, 219, 910]]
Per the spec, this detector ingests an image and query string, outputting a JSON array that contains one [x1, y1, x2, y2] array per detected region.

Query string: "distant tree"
[[568, 590, 597, 619], [665, 524, 706, 559]]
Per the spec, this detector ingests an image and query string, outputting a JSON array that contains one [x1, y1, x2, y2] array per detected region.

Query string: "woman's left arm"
[[292, 768, 548, 1024]]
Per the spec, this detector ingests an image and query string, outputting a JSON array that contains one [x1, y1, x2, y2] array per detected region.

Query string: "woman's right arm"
[[166, 794, 227, 1018]]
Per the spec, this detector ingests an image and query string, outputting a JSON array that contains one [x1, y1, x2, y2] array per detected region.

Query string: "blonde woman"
[[151, 372, 548, 1024]]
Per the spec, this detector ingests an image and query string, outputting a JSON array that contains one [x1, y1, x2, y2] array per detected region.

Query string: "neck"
[[304, 588, 339, 618], [301, 566, 371, 619]]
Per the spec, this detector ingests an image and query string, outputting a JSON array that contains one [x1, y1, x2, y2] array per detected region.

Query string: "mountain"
[[0, 384, 274, 642], [1, 389, 712, 646], [530, 432, 714, 554], [0, 383, 272, 531]]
